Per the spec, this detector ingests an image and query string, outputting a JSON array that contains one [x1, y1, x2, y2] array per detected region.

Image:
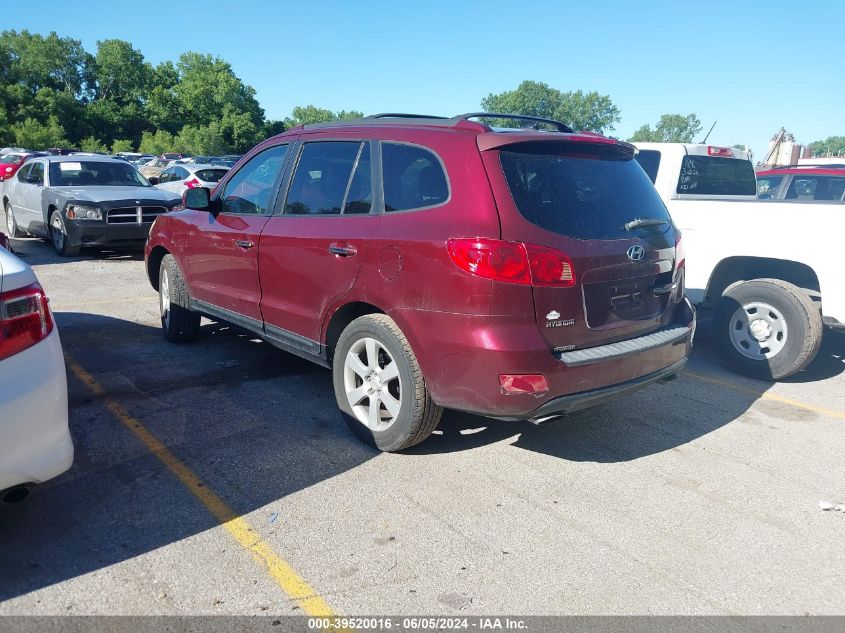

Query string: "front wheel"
[[714, 278, 823, 380], [159, 254, 200, 342], [333, 314, 443, 451], [49, 210, 80, 256]]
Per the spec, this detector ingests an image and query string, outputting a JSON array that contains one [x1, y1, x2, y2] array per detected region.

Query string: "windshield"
[[48, 161, 150, 187], [499, 145, 672, 240]]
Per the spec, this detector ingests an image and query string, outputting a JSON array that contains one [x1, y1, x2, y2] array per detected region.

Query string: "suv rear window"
[[195, 168, 228, 183], [499, 144, 671, 240], [676, 155, 756, 195]]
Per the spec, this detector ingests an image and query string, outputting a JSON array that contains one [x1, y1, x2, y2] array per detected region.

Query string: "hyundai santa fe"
[[145, 113, 695, 451]]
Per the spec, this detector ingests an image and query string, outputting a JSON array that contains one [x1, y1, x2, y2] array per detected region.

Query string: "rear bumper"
[[0, 329, 73, 490], [65, 220, 152, 247], [394, 297, 695, 420]]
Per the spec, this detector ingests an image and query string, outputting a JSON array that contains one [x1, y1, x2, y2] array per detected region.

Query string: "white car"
[[152, 163, 229, 196], [0, 234, 73, 503]]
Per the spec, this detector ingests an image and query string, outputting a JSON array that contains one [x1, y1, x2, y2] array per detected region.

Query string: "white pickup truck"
[[634, 142, 843, 380]]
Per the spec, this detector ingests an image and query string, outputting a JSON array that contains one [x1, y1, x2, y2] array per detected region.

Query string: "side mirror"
[[0, 231, 12, 252], [148, 176, 160, 185], [183, 186, 212, 211]]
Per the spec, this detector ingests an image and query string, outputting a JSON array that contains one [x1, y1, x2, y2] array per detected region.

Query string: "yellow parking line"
[[684, 371, 845, 421], [65, 355, 336, 616]]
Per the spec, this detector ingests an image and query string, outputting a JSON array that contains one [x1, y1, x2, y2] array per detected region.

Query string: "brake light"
[[447, 238, 530, 285], [185, 178, 202, 189], [707, 146, 733, 157], [674, 230, 685, 271], [447, 238, 575, 287], [0, 283, 54, 361]]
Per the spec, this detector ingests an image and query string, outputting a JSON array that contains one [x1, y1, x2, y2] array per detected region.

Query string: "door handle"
[[652, 282, 678, 295], [234, 239, 255, 249], [329, 243, 357, 257]]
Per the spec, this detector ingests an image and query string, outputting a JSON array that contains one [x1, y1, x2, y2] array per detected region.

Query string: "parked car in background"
[[215, 154, 242, 168], [146, 112, 694, 452], [138, 157, 170, 180], [44, 148, 78, 156], [151, 163, 229, 196], [161, 152, 189, 161], [182, 155, 221, 165], [756, 164, 845, 201], [0, 147, 29, 157], [0, 153, 35, 182], [3, 155, 180, 256], [634, 142, 844, 379], [0, 235, 73, 504]]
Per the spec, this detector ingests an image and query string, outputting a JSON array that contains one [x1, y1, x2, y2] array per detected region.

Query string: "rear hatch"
[[480, 135, 681, 351]]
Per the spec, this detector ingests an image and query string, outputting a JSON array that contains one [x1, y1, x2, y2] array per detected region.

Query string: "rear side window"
[[756, 175, 784, 199], [634, 150, 661, 183], [676, 155, 756, 195], [195, 169, 228, 183], [382, 143, 449, 212], [785, 176, 845, 201], [499, 145, 671, 240], [285, 141, 370, 215]]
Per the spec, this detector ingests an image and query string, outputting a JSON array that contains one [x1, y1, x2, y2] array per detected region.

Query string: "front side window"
[[285, 142, 369, 215], [676, 155, 757, 195], [220, 144, 288, 215], [16, 163, 32, 182], [158, 168, 174, 183], [28, 162, 44, 185], [382, 143, 449, 212], [785, 175, 845, 201]]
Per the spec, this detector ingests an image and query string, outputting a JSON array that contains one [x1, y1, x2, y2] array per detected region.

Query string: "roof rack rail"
[[455, 112, 573, 133], [366, 113, 448, 120]]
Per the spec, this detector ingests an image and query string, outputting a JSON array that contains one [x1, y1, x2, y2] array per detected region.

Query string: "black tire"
[[49, 210, 80, 256], [5, 201, 24, 238], [333, 314, 443, 451], [714, 278, 823, 380], [159, 254, 201, 342]]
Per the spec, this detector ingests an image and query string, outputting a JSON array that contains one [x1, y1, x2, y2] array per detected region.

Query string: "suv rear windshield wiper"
[[624, 217, 668, 231]]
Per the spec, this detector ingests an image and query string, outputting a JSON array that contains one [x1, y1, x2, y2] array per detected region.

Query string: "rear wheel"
[[714, 278, 823, 380], [159, 254, 200, 342], [5, 201, 24, 238], [49, 210, 79, 256], [333, 314, 442, 451]]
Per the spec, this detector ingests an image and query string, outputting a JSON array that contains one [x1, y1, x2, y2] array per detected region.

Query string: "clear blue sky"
[[7, 0, 844, 157]]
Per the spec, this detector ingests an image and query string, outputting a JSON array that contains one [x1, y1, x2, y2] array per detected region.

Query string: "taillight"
[[185, 178, 202, 189], [446, 238, 575, 287], [707, 146, 733, 157], [674, 230, 685, 271], [0, 283, 54, 361]]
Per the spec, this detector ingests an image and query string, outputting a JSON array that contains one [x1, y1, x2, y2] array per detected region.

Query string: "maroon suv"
[[145, 113, 695, 451]]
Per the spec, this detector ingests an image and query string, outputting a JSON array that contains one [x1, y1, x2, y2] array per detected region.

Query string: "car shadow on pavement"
[[3, 235, 145, 266], [0, 312, 378, 603]]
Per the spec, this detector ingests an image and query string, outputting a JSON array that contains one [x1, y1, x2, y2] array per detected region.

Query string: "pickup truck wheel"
[[5, 201, 24, 238], [159, 254, 200, 342], [333, 314, 443, 452], [714, 279, 823, 380], [49, 211, 80, 256]]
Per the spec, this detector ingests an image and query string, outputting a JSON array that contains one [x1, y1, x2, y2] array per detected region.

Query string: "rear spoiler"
[[477, 132, 637, 158]]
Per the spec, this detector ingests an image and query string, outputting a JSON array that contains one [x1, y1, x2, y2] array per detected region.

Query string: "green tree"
[[283, 105, 364, 128], [93, 39, 150, 104], [628, 114, 702, 143], [79, 135, 108, 153], [138, 129, 176, 155], [111, 138, 134, 153], [12, 115, 69, 148], [809, 136, 845, 156], [480, 80, 620, 134], [176, 122, 227, 155]]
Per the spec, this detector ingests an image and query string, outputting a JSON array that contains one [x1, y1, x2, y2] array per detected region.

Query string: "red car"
[[756, 164, 845, 201], [145, 113, 695, 451], [0, 153, 34, 182]]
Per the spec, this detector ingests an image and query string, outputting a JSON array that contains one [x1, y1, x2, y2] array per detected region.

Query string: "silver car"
[[151, 163, 230, 196]]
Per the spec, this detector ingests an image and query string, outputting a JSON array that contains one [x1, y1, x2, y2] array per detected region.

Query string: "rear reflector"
[[707, 146, 733, 157], [499, 374, 549, 395], [185, 178, 202, 189], [0, 283, 54, 361], [447, 238, 575, 287]]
